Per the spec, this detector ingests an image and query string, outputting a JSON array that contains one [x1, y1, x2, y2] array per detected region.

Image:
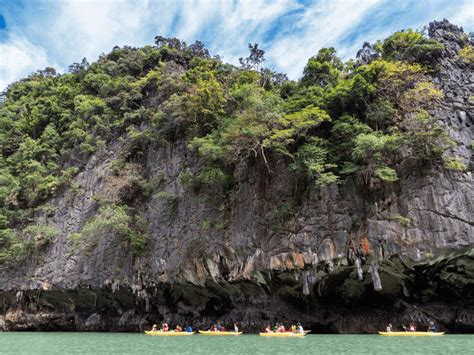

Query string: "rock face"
[[0, 19, 473, 333]]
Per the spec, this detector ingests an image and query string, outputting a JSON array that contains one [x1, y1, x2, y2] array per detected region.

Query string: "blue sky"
[[0, 0, 473, 90]]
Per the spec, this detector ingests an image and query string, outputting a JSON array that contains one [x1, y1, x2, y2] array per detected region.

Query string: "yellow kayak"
[[145, 331, 195, 336], [378, 332, 445, 336], [259, 332, 308, 337], [198, 330, 242, 336]]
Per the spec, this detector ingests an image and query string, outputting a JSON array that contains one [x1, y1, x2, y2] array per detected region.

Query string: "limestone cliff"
[[0, 19, 472, 333]]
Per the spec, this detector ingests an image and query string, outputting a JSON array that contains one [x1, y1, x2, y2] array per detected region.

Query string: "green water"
[[1, 333, 473, 354]]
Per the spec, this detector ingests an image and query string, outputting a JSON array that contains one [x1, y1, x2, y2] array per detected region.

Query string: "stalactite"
[[369, 262, 382, 291], [355, 257, 363, 280], [15, 291, 23, 303], [376, 239, 385, 262], [308, 267, 318, 284], [302, 271, 310, 296]]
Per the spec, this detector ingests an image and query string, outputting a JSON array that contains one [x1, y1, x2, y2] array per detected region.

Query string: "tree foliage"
[[239, 43, 265, 70], [0, 26, 467, 261], [302, 47, 343, 87], [381, 29, 444, 64], [459, 44, 474, 65]]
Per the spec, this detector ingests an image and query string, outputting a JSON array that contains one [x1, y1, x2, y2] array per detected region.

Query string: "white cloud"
[[1, 0, 473, 90], [174, 0, 220, 40], [209, 0, 299, 64], [448, 0, 474, 32], [45, 0, 299, 73], [267, 0, 381, 78], [0, 34, 56, 90], [7, 0, 292, 71], [49, 0, 153, 63]]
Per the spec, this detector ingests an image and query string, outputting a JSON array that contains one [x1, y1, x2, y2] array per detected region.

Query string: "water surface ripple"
[[2, 332, 473, 354]]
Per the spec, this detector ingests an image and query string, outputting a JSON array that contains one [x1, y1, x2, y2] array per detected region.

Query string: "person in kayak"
[[409, 323, 416, 332], [296, 323, 304, 334], [175, 325, 183, 332], [386, 323, 393, 332], [427, 322, 437, 332], [290, 324, 297, 332], [185, 326, 193, 332], [162, 323, 169, 332], [233, 323, 239, 332], [151, 324, 158, 332], [210, 324, 217, 331], [277, 324, 286, 333], [264, 325, 272, 333]]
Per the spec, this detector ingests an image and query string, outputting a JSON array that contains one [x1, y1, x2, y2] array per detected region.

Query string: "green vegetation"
[[81, 204, 132, 238], [0, 27, 467, 262], [381, 29, 444, 64], [72, 204, 147, 256], [444, 157, 468, 172], [458, 44, 474, 65], [22, 224, 59, 247], [0, 228, 26, 262], [395, 215, 412, 228]]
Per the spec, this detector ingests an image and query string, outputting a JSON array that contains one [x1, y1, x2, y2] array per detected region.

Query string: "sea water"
[[1, 332, 473, 354]]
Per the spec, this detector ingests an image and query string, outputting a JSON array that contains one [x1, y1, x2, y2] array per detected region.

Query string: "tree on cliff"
[[239, 43, 265, 70], [68, 57, 90, 73]]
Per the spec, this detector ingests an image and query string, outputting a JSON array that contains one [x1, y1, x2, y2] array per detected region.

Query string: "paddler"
[[233, 323, 239, 332], [175, 325, 183, 332], [277, 324, 286, 333], [427, 321, 437, 332], [409, 323, 416, 332], [264, 325, 272, 333], [291, 324, 297, 332], [151, 324, 158, 332], [162, 323, 169, 332], [185, 326, 193, 332], [385, 323, 393, 332], [296, 323, 304, 334]]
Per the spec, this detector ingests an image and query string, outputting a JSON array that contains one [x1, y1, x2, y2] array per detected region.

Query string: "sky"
[[0, 0, 473, 90]]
